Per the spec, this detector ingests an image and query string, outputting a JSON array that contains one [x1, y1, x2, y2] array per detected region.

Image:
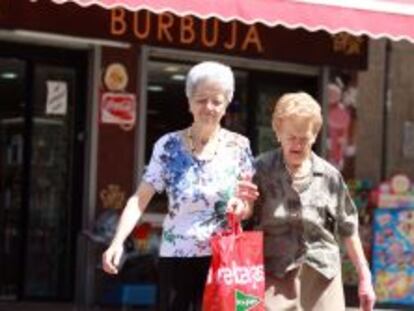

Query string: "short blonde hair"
[[272, 92, 323, 134]]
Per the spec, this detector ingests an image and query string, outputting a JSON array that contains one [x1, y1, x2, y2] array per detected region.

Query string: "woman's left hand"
[[358, 277, 376, 311], [226, 197, 248, 219]]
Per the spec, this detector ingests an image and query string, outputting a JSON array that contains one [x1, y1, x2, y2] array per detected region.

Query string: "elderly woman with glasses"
[[239, 92, 376, 311], [102, 61, 254, 311]]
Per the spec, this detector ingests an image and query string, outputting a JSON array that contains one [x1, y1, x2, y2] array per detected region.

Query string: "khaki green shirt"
[[252, 148, 358, 279]]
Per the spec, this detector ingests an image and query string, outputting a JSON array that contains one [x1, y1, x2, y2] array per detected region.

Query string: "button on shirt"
[[253, 148, 358, 279]]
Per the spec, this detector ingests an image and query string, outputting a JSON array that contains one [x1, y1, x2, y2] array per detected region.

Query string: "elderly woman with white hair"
[[102, 61, 254, 311], [239, 92, 376, 311]]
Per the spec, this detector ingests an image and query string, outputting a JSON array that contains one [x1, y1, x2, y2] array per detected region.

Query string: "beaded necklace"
[[284, 159, 313, 193], [187, 126, 222, 160]]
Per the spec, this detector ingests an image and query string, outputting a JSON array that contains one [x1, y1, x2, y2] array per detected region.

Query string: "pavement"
[[0, 303, 406, 311]]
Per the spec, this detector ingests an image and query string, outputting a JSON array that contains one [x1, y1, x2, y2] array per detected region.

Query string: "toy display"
[[372, 174, 414, 305]]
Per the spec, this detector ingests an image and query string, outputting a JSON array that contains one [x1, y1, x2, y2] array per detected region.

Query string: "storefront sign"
[[9, 1, 367, 69], [110, 9, 263, 54], [100, 92, 136, 125], [332, 32, 364, 56], [108, 8, 366, 68]]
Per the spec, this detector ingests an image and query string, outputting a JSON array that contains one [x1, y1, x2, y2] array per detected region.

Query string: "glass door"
[[0, 58, 26, 300], [0, 45, 87, 301], [23, 64, 80, 299]]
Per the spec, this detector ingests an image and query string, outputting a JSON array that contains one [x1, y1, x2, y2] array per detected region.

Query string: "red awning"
[[51, 0, 414, 42]]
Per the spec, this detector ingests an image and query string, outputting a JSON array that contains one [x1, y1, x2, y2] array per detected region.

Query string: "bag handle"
[[227, 212, 242, 235]]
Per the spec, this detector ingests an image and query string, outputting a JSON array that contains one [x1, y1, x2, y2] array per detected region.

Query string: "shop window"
[[248, 71, 319, 154], [145, 60, 249, 163], [327, 69, 359, 180]]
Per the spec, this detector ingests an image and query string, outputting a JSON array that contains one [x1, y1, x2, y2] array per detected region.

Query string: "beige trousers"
[[264, 264, 345, 311]]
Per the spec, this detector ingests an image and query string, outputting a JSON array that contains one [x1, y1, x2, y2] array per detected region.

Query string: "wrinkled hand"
[[359, 277, 376, 311], [226, 197, 247, 219], [236, 174, 259, 202], [102, 244, 124, 275]]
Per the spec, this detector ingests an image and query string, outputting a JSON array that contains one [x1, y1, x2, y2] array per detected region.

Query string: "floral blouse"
[[143, 128, 254, 257]]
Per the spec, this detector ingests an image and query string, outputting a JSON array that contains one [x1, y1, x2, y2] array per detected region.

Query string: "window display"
[[372, 174, 414, 306]]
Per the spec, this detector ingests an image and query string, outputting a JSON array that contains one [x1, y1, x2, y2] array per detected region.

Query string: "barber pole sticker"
[[100, 92, 136, 125]]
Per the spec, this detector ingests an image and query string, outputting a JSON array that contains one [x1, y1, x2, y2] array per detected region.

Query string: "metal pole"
[[380, 39, 391, 180], [75, 45, 101, 310]]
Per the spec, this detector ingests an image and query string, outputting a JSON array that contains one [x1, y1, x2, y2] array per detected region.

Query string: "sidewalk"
[[0, 303, 152, 311], [0, 303, 404, 311]]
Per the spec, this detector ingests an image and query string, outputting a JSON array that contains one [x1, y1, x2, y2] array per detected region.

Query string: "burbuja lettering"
[[207, 261, 264, 289], [110, 9, 264, 53]]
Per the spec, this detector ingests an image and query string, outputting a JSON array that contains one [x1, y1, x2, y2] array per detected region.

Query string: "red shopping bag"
[[203, 214, 265, 311]]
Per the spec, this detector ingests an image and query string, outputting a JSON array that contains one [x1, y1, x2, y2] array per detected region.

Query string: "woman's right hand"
[[236, 175, 259, 202], [102, 244, 124, 275]]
